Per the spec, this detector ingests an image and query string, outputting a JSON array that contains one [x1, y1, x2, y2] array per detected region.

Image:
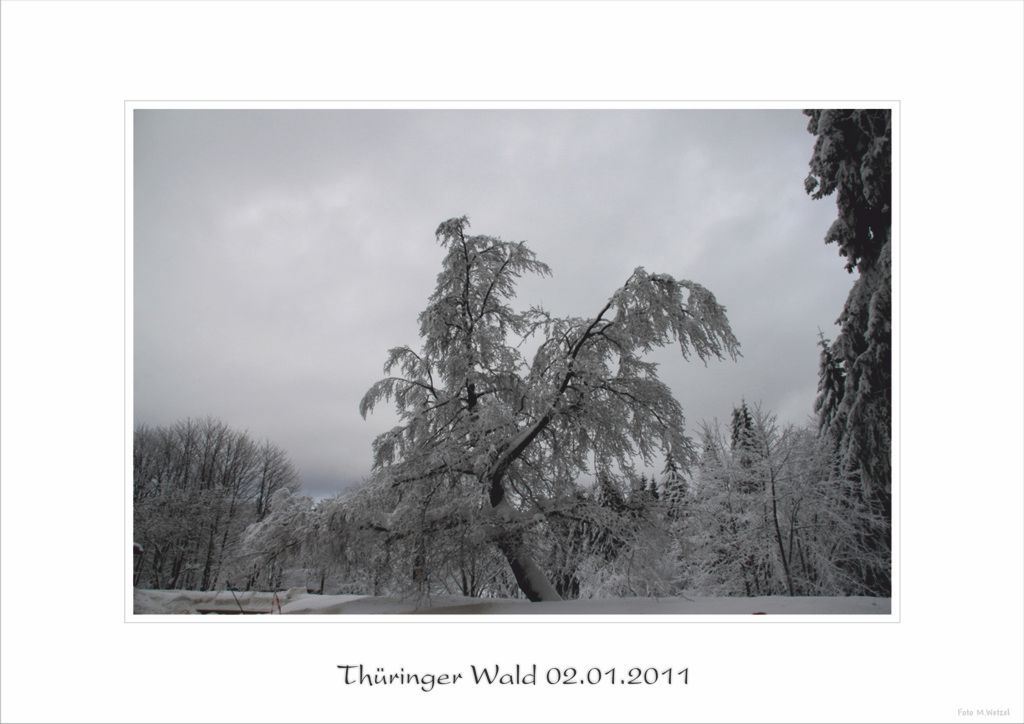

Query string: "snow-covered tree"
[[541, 485, 594, 599], [254, 441, 299, 521], [359, 217, 739, 600], [805, 109, 892, 594], [804, 109, 891, 273], [730, 401, 754, 450], [133, 419, 301, 591], [730, 400, 757, 476], [239, 488, 314, 591], [647, 475, 660, 501], [661, 451, 688, 518], [685, 406, 888, 597]]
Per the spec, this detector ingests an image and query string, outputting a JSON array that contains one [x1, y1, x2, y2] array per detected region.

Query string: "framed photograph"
[[129, 104, 894, 620]]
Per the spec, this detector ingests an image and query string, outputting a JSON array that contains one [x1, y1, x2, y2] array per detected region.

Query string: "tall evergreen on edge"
[[804, 109, 892, 595]]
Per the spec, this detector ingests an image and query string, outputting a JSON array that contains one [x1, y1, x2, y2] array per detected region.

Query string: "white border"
[[4, 1, 1020, 720]]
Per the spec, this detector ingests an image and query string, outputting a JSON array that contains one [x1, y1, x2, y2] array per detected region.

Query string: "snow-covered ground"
[[134, 588, 890, 615]]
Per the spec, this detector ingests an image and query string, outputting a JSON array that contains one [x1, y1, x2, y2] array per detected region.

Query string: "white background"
[[1, 2, 1021, 722]]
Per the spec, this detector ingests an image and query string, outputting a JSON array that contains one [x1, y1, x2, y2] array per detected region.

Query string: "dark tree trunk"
[[485, 463, 561, 602], [768, 469, 795, 596], [200, 511, 221, 591], [495, 531, 561, 602], [169, 552, 185, 589], [477, 411, 563, 602]]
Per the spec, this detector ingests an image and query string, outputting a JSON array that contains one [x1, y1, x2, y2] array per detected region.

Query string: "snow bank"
[[422, 595, 890, 615], [134, 589, 889, 615]]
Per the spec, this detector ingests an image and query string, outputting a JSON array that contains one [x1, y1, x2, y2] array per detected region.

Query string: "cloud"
[[134, 109, 852, 497]]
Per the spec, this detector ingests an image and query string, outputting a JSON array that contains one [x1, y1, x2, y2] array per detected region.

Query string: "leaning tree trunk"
[[476, 396, 563, 601], [495, 529, 562, 602], [485, 467, 561, 602]]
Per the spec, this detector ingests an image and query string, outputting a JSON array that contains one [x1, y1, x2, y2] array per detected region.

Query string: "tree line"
[[133, 418, 298, 591], [132, 401, 887, 600]]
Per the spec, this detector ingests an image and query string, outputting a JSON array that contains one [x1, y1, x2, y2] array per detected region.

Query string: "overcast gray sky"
[[134, 109, 849, 498]]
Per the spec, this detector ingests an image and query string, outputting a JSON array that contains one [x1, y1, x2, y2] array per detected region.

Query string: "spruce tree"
[[661, 451, 688, 520], [805, 109, 892, 595]]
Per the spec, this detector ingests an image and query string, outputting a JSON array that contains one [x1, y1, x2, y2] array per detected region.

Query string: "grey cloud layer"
[[134, 109, 848, 498]]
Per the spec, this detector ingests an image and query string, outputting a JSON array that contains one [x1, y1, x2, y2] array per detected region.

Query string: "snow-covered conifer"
[[805, 109, 892, 595]]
